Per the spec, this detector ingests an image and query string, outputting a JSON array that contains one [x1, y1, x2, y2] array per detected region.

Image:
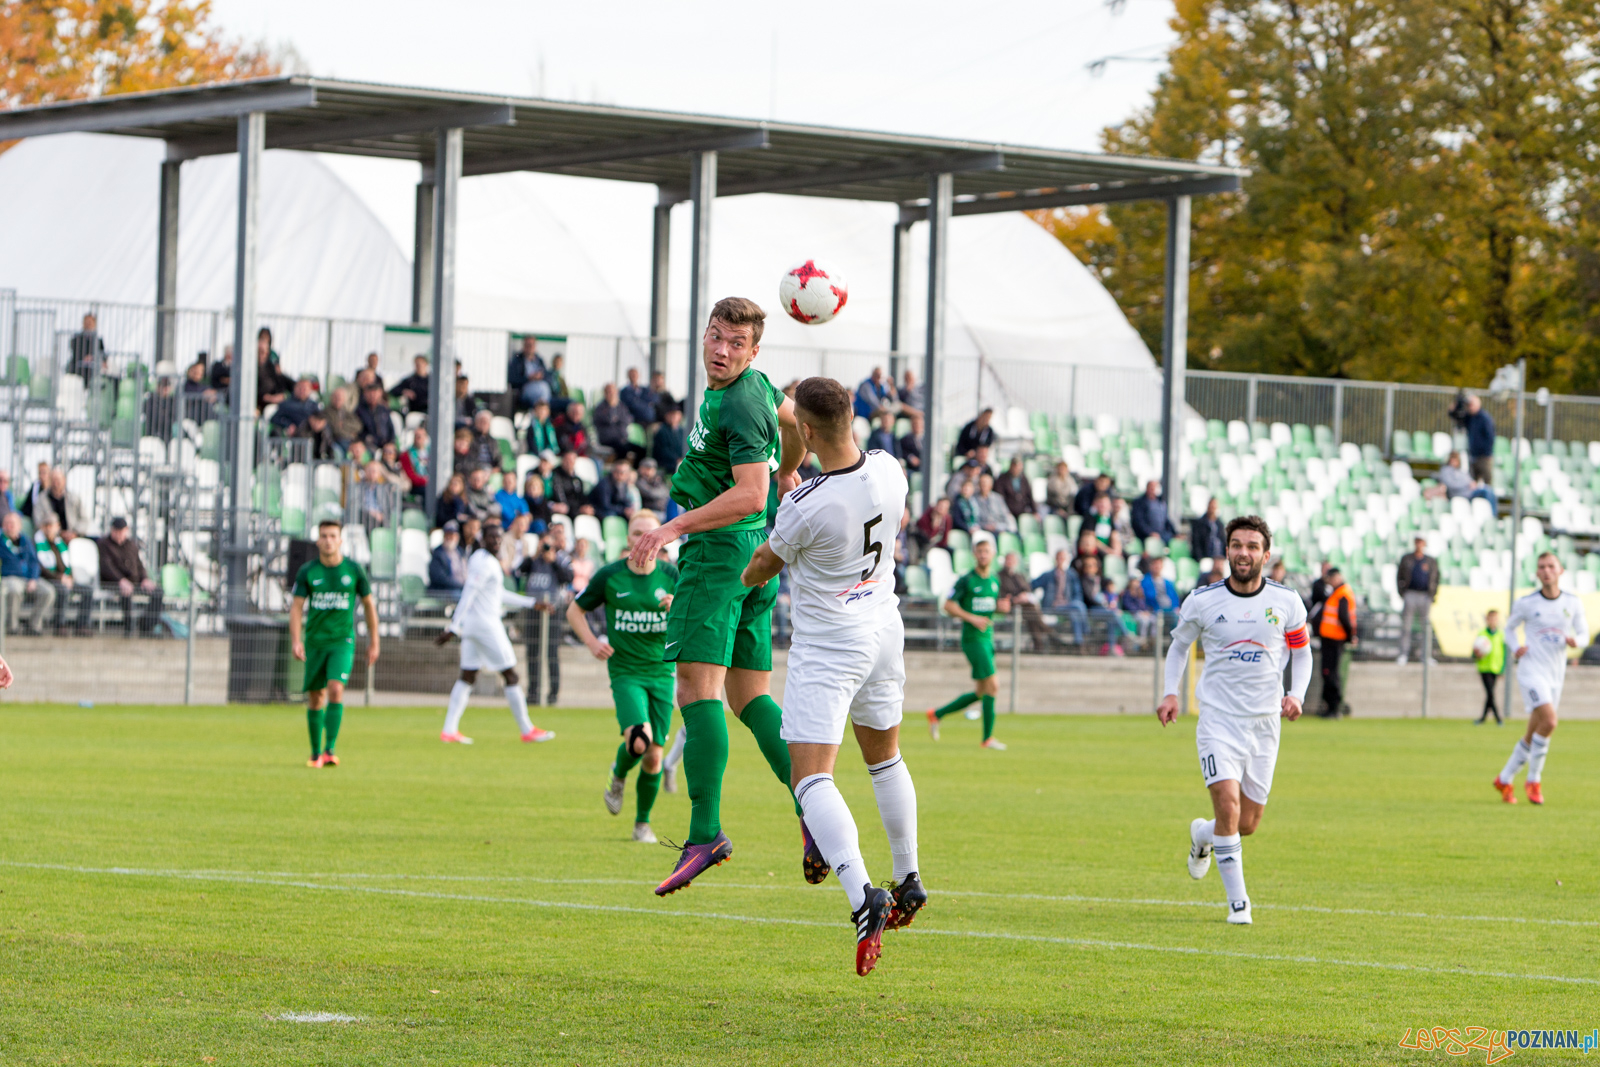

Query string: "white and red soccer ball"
[[779, 260, 848, 325]]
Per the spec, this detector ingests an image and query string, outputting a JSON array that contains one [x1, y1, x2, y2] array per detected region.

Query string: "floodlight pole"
[[1160, 195, 1191, 520], [685, 151, 716, 431], [650, 196, 672, 378], [155, 159, 180, 366], [921, 173, 952, 512], [224, 111, 263, 616], [889, 219, 913, 384], [1504, 357, 1526, 720], [425, 127, 462, 518]]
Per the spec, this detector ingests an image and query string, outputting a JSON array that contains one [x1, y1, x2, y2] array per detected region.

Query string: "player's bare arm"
[[943, 598, 989, 632], [361, 594, 380, 665], [289, 596, 306, 661], [565, 597, 614, 660], [775, 396, 805, 497], [628, 461, 767, 567], [1156, 694, 1180, 726], [742, 542, 785, 588], [0, 655, 13, 689]]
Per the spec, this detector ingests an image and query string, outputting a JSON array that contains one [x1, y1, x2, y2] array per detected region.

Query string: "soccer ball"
[[779, 260, 848, 324], [1472, 635, 1492, 659]]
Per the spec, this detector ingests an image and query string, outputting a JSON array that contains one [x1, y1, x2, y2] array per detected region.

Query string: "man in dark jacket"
[[0, 510, 54, 633], [1451, 393, 1497, 484], [649, 371, 680, 422], [1129, 480, 1177, 544], [1395, 535, 1439, 665], [1189, 497, 1225, 560], [954, 408, 996, 459], [1073, 472, 1117, 519], [356, 384, 396, 452], [618, 367, 658, 426], [269, 377, 318, 435], [591, 383, 642, 464], [427, 522, 468, 594], [997, 456, 1035, 519], [547, 451, 593, 516], [1031, 549, 1085, 645], [507, 336, 549, 412], [865, 411, 899, 457], [517, 529, 574, 703], [389, 354, 431, 414], [97, 516, 162, 634], [651, 406, 687, 474]]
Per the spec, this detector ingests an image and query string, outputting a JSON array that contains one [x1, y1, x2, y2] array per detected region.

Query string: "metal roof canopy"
[[0, 76, 1243, 615]]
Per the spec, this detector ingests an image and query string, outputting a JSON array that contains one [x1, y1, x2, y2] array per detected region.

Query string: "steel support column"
[[920, 173, 953, 510], [684, 151, 716, 430], [1504, 359, 1527, 720], [889, 220, 913, 383], [155, 158, 180, 365], [650, 196, 672, 377], [224, 111, 264, 615], [1159, 195, 1191, 517], [411, 174, 435, 326], [426, 128, 462, 517]]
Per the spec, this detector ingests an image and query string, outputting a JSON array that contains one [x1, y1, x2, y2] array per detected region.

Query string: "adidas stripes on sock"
[[1213, 832, 1247, 907], [506, 684, 533, 735], [323, 703, 343, 754], [868, 754, 919, 882], [681, 699, 729, 844], [1526, 734, 1552, 783], [934, 692, 979, 720], [796, 772, 869, 911], [1499, 738, 1531, 784], [444, 680, 472, 735]]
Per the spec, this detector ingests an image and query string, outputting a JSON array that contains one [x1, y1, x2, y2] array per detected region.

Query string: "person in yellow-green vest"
[[1474, 609, 1506, 725]]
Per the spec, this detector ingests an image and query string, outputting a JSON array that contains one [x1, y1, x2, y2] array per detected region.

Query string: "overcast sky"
[[209, 0, 1177, 152]]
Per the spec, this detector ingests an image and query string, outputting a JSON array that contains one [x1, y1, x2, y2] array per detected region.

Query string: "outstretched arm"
[[742, 542, 785, 588], [1156, 631, 1196, 725]]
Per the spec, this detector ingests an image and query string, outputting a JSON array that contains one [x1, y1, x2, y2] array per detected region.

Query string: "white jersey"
[[448, 549, 536, 636], [1506, 589, 1587, 689], [767, 449, 907, 642], [1171, 579, 1310, 718]]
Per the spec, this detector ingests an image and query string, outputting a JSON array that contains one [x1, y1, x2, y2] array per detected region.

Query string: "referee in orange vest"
[[1317, 567, 1357, 718]]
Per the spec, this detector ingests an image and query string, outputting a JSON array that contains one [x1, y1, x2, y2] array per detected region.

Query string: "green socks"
[[636, 770, 661, 824], [324, 703, 343, 754], [736, 694, 794, 797], [306, 706, 324, 758], [612, 740, 642, 779], [981, 695, 996, 741], [935, 692, 979, 720], [680, 699, 729, 843]]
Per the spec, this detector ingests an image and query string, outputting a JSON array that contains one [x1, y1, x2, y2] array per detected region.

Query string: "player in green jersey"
[[290, 520, 379, 767], [627, 296, 805, 895], [568, 510, 679, 843], [927, 538, 1010, 749]]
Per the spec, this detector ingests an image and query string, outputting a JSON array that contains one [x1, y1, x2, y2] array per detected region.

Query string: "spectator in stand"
[[1140, 555, 1181, 625], [347, 438, 371, 469], [1130, 480, 1177, 544], [496, 470, 529, 525], [35, 517, 89, 633], [21, 461, 49, 524], [1190, 497, 1225, 561], [1045, 460, 1077, 517], [68, 312, 109, 381], [913, 496, 954, 553], [997, 456, 1035, 519], [455, 375, 479, 426], [591, 460, 640, 520], [390, 354, 431, 414], [1316, 566, 1356, 717], [451, 428, 480, 476], [592, 382, 642, 464], [556, 400, 592, 456], [1088, 494, 1118, 547], [866, 410, 899, 457], [1451, 392, 1496, 484], [1074, 471, 1117, 519], [41, 468, 87, 537], [182, 359, 217, 422], [360, 461, 393, 528], [650, 371, 679, 422], [899, 368, 924, 418], [1074, 553, 1124, 656], [548, 451, 593, 516], [460, 516, 483, 555], [1032, 549, 1085, 645], [569, 537, 596, 593], [97, 516, 161, 634], [853, 367, 897, 420], [398, 426, 429, 495], [897, 416, 923, 473], [650, 405, 686, 473], [526, 399, 559, 457], [999, 550, 1051, 653], [463, 466, 498, 521], [142, 370, 181, 440], [469, 409, 503, 471], [377, 442, 411, 490], [0, 511, 54, 633], [619, 367, 658, 425], [357, 384, 396, 452], [1429, 451, 1496, 506], [361, 351, 385, 392], [951, 477, 980, 532], [270, 377, 318, 435], [255, 328, 291, 414], [1203, 558, 1227, 587], [352, 368, 378, 397], [969, 445, 997, 481], [546, 354, 569, 408], [434, 472, 468, 529], [954, 408, 996, 459], [522, 472, 552, 534], [973, 472, 1016, 535], [508, 336, 550, 412], [1395, 534, 1439, 665], [1307, 560, 1334, 619], [428, 521, 468, 594], [516, 534, 573, 703], [0, 471, 15, 521], [207, 345, 232, 392], [1119, 576, 1153, 649], [636, 457, 669, 514], [945, 457, 985, 500], [326, 387, 362, 452], [500, 512, 533, 573], [296, 407, 338, 461]]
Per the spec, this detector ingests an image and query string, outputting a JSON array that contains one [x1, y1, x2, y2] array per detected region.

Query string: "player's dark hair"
[[1537, 550, 1560, 565], [708, 296, 766, 346], [1224, 514, 1272, 552], [317, 519, 342, 531], [793, 376, 853, 440]]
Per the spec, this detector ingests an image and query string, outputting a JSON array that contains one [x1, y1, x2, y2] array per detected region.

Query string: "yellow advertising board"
[[1429, 586, 1599, 660]]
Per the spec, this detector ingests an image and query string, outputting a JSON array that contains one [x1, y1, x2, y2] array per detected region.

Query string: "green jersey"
[[950, 569, 1002, 640], [576, 558, 679, 678], [670, 367, 784, 532], [292, 557, 371, 648]]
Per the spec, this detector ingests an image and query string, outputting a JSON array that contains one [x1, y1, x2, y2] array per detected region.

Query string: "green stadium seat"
[[627, 423, 647, 447], [370, 552, 397, 579], [945, 529, 971, 555], [401, 509, 429, 531], [601, 515, 628, 542], [905, 565, 932, 598], [160, 563, 192, 599], [1292, 423, 1312, 444], [6, 355, 28, 384], [567, 387, 585, 406], [399, 574, 427, 605], [1042, 514, 1066, 538], [1023, 532, 1046, 555], [281, 507, 306, 538], [1168, 539, 1191, 560], [998, 532, 1022, 558], [952, 548, 974, 573]]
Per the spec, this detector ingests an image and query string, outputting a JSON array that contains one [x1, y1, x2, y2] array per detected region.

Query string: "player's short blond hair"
[[1537, 550, 1561, 567], [628, 510, 660, 534]]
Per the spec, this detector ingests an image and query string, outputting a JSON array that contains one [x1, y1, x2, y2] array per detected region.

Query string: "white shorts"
[[459, 623, 517, 673], [780, 613, 906, 746], [1196, 711, 1280, 805], [1519, 675, 1563, 713]]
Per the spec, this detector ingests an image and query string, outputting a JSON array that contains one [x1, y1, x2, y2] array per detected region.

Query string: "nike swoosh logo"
[[617, 591, 631, 597], [664, 641, 677, 649]]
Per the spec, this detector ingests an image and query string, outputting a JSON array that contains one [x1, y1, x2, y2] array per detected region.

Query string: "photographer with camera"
[[1449, 390, 1496, 485]]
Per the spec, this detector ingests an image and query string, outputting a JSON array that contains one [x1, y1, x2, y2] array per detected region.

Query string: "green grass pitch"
[[2, 702, 1596, 1065]]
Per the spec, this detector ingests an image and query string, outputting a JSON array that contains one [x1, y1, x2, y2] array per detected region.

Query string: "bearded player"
[[1156, 515, 1311, 925], [290, 520, 379, 767], [628, 296, 805, 896]]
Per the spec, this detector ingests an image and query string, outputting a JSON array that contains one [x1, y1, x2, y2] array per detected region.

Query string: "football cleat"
[[306, 756, 324, 768], [853, 886, 893, 976], [654, 831, 733, 896], [321, 754, 340, 767], [522, 727, 555, 743], [1525, 781, 1544, 805], [926, 708, 940, 741], [884, 873, 927, 931], [661, 763, 677, 793], [633, 822, 658, 843], [440, 732, 474, 745], [1187, 817, 1213, 880], [964, 706, 981, 720], [981, 737, 1007, 751], [1493, 776, 1516, 804], [604, 775, 626, 816], [1226, 899, 1253, 925], [801, 820, 830, 885]]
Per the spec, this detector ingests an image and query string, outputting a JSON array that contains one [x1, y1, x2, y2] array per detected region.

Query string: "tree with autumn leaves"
[[1, 0, 275, 152], [1038, 0, 1600, 394]]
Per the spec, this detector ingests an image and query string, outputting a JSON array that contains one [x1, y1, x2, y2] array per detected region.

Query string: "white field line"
[[6, 861, 1598, 988], [6, 860, 1596, 930], [276, 1012, 362, 1023]]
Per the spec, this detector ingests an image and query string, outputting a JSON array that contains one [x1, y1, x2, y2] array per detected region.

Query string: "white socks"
[[1194, 818, 1216, 848], [1213, 832, 1247, 908], [1499, 738, 1531, 784], [867, 755, 919, 881], [506, 684, 532, 734], [444, 680, 472, 734], [1526, 734, 1551, 783], [795, 772, 870, 911], [664, 728, 686, 770]]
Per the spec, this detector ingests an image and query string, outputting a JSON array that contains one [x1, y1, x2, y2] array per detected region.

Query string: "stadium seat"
[[281, 507, 306, 538], [401, 509, 429, 532], [574, 514, 604, 549], [160, 563, 191, 600], [497, 438, 516, 470], [998, 532, 1022, 558], [904, 565, 932, 598], [574, 457, 600, 489], [945, 529, 971, 555], [490, 415, 516, 441], [601, 515, 628, 542], [68, 538, 100, 586]]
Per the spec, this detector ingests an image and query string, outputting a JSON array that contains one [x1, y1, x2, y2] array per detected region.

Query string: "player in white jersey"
[[741, 377, 923, 977], [434, 524, 556, 745], [1492, 552, 1587, 805], [1157, 516, 1312, 925]]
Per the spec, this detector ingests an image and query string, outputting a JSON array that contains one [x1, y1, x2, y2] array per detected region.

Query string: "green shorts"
[[664, 527, 775, 671], [612, 672, 674, 748], [961, 630, 996, 681], [305, 643, 355, 691]]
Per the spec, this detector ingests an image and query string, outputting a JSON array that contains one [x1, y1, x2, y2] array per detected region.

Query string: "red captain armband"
[[1284, 626, 1309, 649]]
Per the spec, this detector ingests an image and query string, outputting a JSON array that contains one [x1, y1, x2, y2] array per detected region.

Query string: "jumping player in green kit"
[[927, 538, 1010, 749], [626, 296, 806, 896], [568, 509, 679, 844], [290, 520, 380, 766]]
